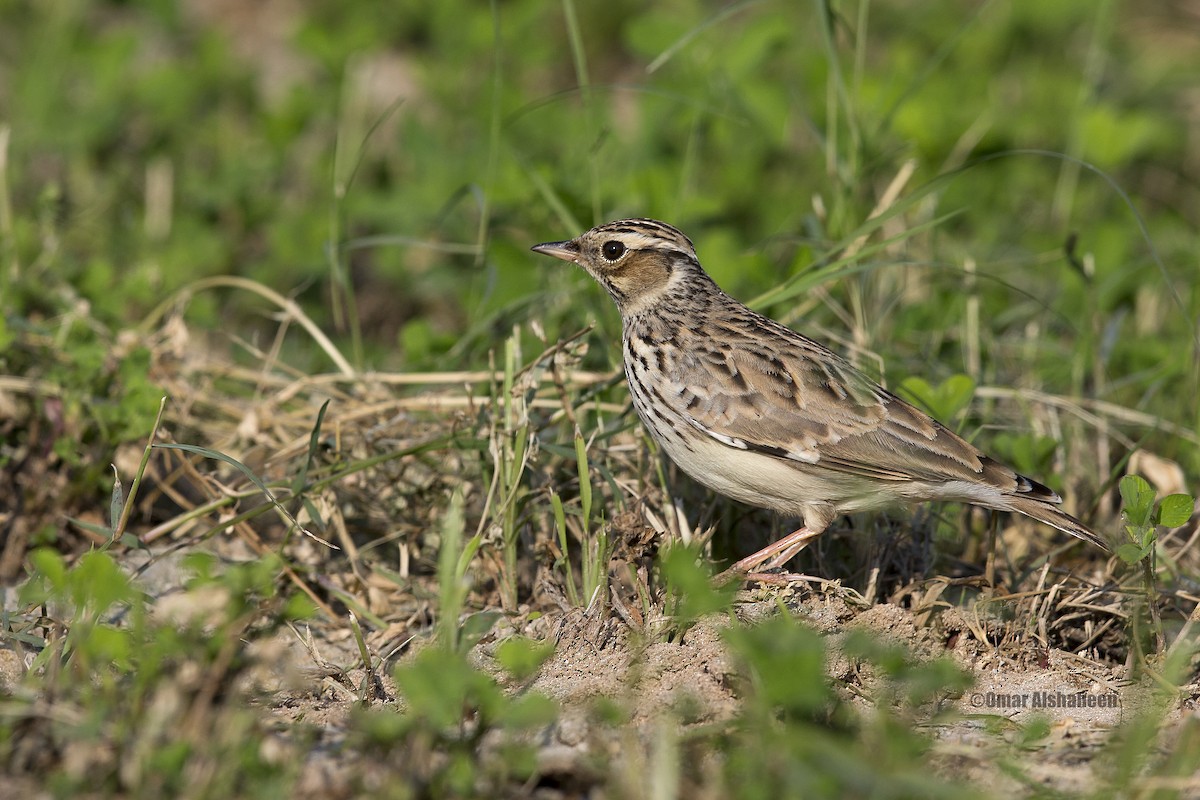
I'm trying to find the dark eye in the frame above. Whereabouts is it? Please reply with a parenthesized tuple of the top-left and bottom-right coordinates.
(601, 240, 626, 261)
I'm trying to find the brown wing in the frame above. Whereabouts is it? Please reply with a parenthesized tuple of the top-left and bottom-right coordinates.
(660, 312, 1033, 495)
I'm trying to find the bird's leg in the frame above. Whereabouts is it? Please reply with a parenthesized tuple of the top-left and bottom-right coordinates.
(717, 525, 822, 583)
(763, 528, 822, 569)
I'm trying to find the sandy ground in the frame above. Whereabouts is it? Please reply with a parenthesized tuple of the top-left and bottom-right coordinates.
(244, 579, 1188, 796)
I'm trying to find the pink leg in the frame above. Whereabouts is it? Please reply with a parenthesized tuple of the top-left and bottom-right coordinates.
(718, 525, 822, 582)
(763, 529, 821, 569)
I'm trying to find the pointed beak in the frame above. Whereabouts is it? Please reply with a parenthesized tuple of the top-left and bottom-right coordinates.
(531, 239, 580, 263)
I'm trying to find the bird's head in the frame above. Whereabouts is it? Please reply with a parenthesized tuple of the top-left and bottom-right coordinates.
(532, 218, 699, 315)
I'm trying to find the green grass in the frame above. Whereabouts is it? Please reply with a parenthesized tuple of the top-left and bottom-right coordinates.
(4, 0, 1196, 465)
(2, 0, 1199, 797)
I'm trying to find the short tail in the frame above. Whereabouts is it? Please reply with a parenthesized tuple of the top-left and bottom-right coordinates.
(1005, 496, 1110, 552)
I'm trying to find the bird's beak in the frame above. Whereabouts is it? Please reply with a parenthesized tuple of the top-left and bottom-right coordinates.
(531, 239, 580, 263)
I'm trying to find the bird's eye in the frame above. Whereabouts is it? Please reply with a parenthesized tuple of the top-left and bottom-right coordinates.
(601, 240, 626, 261)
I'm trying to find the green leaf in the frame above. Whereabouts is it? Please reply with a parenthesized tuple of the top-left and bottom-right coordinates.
(119, 533, 146, 550)
(899, 375, 975, 426)
(283, 593, 317, 621)
(574, 425, 592, 531)
(1115, 542, 1149, 565)
(723, 616, 830, 715)
(455, 533, 484, 581)
(458, 610, 502, 651)
(292, 399, 330, 497)
(83, 624, 134, 667)
(549, 490, 578, 606)
(437, 488, 469, 649)
(498, 692, 558, 729)
(67, 516, 115, 539)
(20, 548, 68, 605)
(109, 464, 124, 534)
(662, 545, 736, 626)
(938, 374, 977, 420)
(550, 491, 567, 544)
(393, 648, 476, 729)
(352, 707, 412, 745)
(1157, 494, 1195, 528)
(991, 432, 1059, 477)
(1119, 475, 1155, 528)
(74, 551, 135, 611)
(495, 636, 555, 681)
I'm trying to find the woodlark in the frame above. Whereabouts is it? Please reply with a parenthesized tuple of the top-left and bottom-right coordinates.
(532, 218, 1108, 576)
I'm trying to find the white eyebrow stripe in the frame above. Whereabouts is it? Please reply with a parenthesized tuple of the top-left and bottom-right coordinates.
(620, 232, 680, 250)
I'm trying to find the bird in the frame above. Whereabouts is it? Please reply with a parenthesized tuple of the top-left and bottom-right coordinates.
(531, 218, 1108, 578)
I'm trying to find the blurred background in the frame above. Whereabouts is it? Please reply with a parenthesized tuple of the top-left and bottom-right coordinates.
(2, 0, 1198, 502)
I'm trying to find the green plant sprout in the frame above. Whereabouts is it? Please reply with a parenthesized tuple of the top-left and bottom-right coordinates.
(897, 374, 976, 427)
(549, 423, 610, 608)
(1116, 473, 1195, 657)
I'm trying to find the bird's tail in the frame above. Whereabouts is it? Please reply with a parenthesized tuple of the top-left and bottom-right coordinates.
(1005, 496, 1110, 552)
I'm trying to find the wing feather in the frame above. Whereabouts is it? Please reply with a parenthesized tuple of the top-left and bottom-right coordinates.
(656, 311, 1025, 492)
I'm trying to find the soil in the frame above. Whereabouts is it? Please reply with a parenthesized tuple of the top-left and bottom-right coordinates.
(39, 545, 1174, 799)
(244, 590, 1182, 798)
